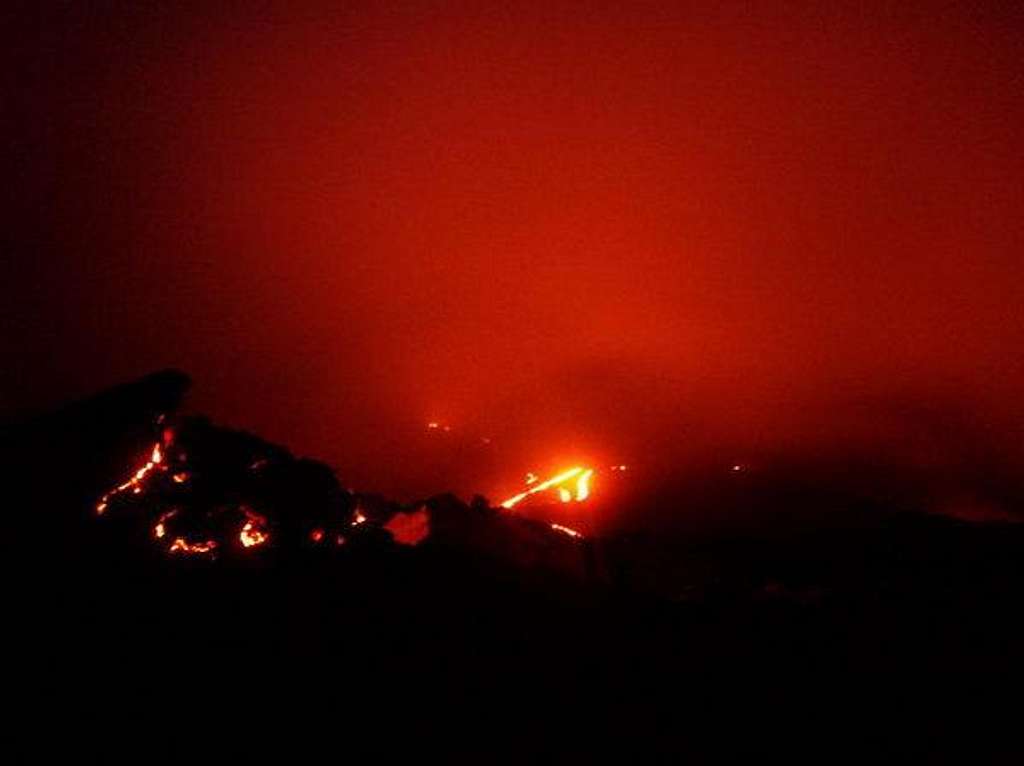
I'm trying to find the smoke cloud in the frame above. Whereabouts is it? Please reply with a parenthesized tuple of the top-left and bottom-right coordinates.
(3, 2, 1022, 515)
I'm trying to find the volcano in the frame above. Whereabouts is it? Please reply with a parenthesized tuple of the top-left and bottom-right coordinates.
(80, 377, 598, 582)
(5, 371, 1024, 755)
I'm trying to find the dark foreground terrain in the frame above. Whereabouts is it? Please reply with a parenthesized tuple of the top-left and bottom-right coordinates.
(4, 372, 1022, 757)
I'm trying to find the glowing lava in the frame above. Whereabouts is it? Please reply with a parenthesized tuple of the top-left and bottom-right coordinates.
(238, 507, 270, 548)
(153, 509, 179, 540)
(96, 442, 165, 515)
(96, 421, 596, 561)
(550, 523, 582, 539)
(500, 467, 595, 509)
(168, 538, 218, 556)
(575, 469, 594, 501)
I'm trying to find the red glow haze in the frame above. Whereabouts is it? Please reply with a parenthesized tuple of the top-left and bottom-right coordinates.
(2, 2, 1022, 502)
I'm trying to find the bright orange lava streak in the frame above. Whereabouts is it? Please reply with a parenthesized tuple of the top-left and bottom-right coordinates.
(168, 538, 218, 556)
(153, 509, 179, 540)
(575, 469, 594, 501)
(501, 466, 597, 508)
(500, 467, 586, 509)
(96, 442, 164, 514)
(550, 523, 583, 539)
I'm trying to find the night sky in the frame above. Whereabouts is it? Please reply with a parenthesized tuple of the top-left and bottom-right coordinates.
(3, 1, 1022, 504)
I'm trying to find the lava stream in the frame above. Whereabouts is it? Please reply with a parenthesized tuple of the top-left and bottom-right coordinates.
(500, 466, 594, 509)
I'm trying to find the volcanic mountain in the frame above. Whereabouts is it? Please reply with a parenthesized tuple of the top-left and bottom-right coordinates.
(4, 371, 1022, 755)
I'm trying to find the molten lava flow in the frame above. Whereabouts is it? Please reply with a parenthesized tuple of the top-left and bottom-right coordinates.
(500, 466, 595, 509)
(239, 507, 269, 548)
(239, 523, 267, 548)
(153, 509, 179, 540)
(94, 419, 596, 566)
(575, 469, 594, 501)
(500, 467, 586, 509)
(168, 538, 218, 556)
(96, 442, 166, 514)
(550, 523, 583, 539)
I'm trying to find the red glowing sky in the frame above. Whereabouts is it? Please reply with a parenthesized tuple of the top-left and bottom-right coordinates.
(3, 2, 1022, 500)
